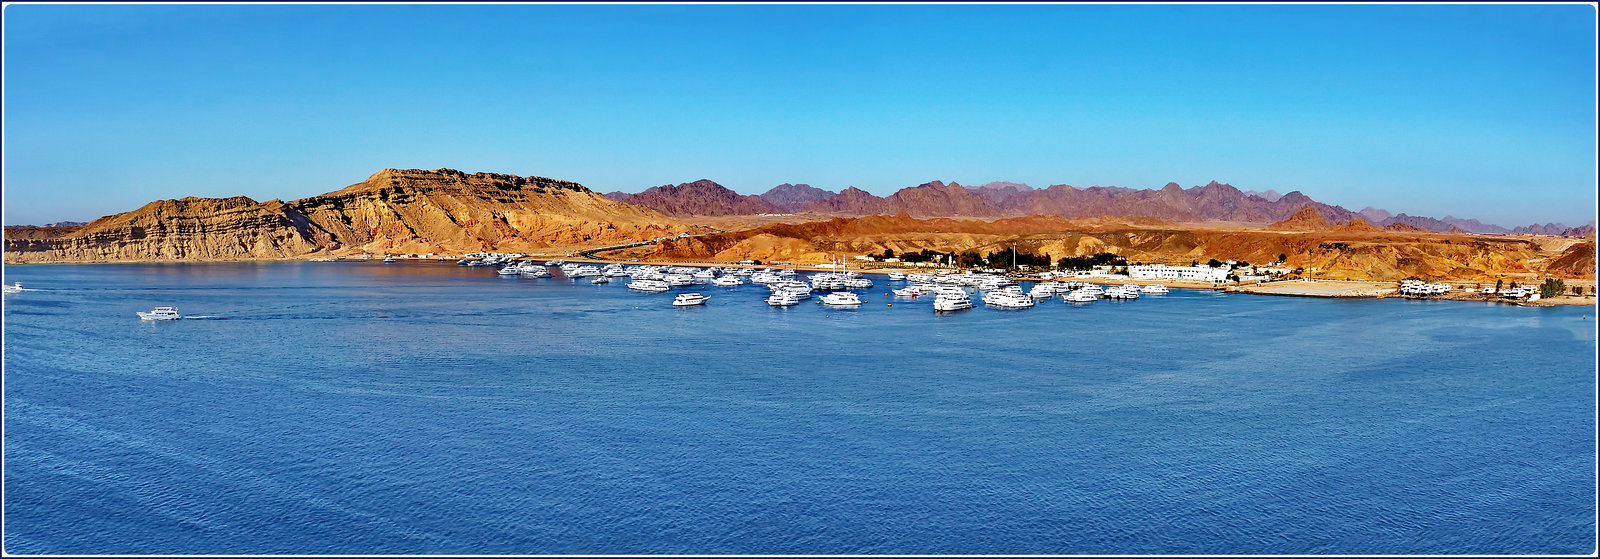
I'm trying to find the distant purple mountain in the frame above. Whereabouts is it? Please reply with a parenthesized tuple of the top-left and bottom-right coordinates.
(1242, 189, 1284, 202)
(1358, 206, 1392, 224)
(758, 183, 834, 212)
(965, 181, 1035, 204)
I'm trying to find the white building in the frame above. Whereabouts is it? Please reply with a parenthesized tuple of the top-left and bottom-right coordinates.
(1128, 264, 1231, 283)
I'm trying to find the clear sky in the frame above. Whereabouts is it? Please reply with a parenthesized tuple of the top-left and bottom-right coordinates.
(3, 3, 1596, 227)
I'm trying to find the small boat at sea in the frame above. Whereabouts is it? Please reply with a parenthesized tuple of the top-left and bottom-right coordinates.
(933, 291, 974, 312)
(591, 276, 610, 284)
(887, 272, 906, 281)
(820, 292, 863, 306)
(893, 285, 925, 297)
(498, 265, 522, 276)
(673, 293, 710, 306)
(137, 306, 181, 320)
(712, 276, 744, 287)
(3, 282, 23, 294)
(1141, 284, 1169, 294)
(383, 256, 396, 263)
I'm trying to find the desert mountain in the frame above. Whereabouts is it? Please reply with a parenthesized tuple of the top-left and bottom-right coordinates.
(1243, 189, 1284, 202)
(758, 183, 834, 212)
(630, 213, 1572, 281)
(5, 168, 689, 263)
(965, 181, 1035, 205)
(609, 179, 785, 216)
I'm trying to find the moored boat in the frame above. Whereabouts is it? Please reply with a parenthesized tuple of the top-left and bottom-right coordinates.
(672, 293, 710, 306)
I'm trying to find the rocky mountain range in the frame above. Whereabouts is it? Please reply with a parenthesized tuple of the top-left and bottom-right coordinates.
(603, 178, 1590, 237)
(757, 183, 834, 212)
(5, 169, 688, 263)
(604, 179, 784, 216)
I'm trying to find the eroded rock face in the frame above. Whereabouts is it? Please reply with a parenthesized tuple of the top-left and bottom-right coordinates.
(4, 168, 688, 263)
(4, 197, 326, 262)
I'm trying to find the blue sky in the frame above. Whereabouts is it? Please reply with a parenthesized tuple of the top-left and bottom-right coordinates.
(3, 3, 1595, 227)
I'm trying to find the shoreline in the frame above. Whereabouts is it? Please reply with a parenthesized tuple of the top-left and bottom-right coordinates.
(7, 255, 1594, 307)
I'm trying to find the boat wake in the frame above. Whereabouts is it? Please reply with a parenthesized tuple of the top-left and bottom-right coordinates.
(182, 315, 226, 320)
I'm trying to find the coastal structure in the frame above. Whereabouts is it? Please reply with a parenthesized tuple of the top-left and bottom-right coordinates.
(1128, 264, 1231, 283)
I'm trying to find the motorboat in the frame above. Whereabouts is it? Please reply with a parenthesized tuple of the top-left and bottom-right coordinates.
(664, 273, 696, 287)
(887, 272, 906, 281)
(712, 276, 744, 287)
(591, 276, 610, 284)
(673, 293, 710, 306)
(893, 285, 925, 297)
(383, 256, 396, 263)
(771, 286, 812, 300)
(820, 292, 863, 306)
(1063, 289, 1098, 303)
(1141, 284, 1169, 294)
(137, 306, 181, 320)
(2, 282, 23, 294)
(766, 292, 802, 306)
(498, 265, 522, 275)
(983, 289, 1035, 309)
(844, 277, 873, 289)
(627, 279, 671, 292)
(933, 291, 974, 312)
(1028, 283, 1062, 299)
(1103, 285, 1140, 300)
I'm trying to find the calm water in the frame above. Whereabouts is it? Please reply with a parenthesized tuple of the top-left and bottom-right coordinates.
(3, 262, 1595, 555)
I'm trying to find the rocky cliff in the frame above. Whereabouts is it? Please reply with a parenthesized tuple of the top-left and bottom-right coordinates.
(4, 168, 688, 263)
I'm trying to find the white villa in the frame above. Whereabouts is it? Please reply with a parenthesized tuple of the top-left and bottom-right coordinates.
(1128, 264, 1231, 283)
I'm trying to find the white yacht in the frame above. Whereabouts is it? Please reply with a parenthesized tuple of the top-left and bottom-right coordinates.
(627, 279, 671, 292)
(712, 276, 744, 287)
(1104, 285, 1140, 300)
(886, 272, 906, 281)
(693, 269, 716, 281)
(1028, 282, 1064, 299)
(771, 285, 813, 300)
(844, 277, 873, 289)
(382, 256, 396, 263)
(820, 292, 863, 306)
(498, 265, 522, 275)
(520, 265, 551, 278)
(672, 293, 709, 306)
(893, 285, 925, 297)
(766, 292, 802, 306)
(137, 306, 181, 320)
(664, 273, 696, 287)
(933, 291, 974, 312)
(591, 276, 610, 284)
(1141, 284, 1169, 294)
(1063, 289, 1098, 303)
(983, 289, 1035, 309)
(569, 265, 603, 278)
(2, 282, 23, 294)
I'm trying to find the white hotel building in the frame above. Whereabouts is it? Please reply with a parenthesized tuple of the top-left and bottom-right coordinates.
(1128, 264, 1231, 283)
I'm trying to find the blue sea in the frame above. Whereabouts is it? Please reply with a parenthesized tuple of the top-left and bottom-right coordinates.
(3, 261, 1595, 555)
